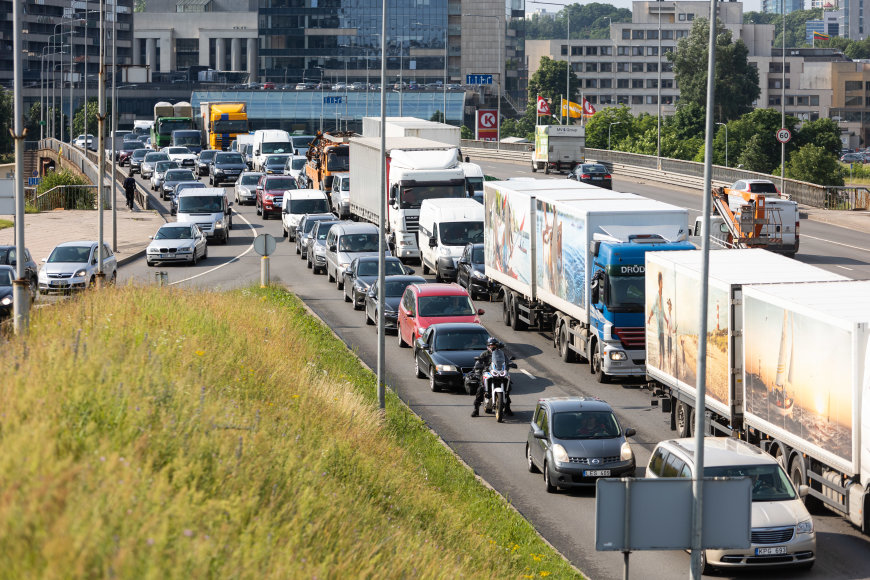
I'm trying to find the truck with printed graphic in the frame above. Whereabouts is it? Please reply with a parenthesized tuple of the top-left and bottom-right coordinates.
(531, 125, 585, 174)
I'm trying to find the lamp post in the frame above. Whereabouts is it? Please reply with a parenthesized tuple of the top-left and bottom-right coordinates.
(111, 0, 118, 250)
(715, 122, 728, 167)
(12, 0, 29, 333)
(464, 13, 503, 148)
(566, 13, 570, 125)
(95, 0, 106, 286)
(780, 3, 787, 196)
(608, 121, 621, 149)
(656, 0, 663, 170)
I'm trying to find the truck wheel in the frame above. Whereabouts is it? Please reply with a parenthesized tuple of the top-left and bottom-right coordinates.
(559, 323, 576, 363)
(503, 293, 513, 327)
(591, 346, 609, 384)
(676, 401, 692, 438)
(511, 298, 527, 331)
(790, 459, 823, 512)
(531, 162, 537, 173)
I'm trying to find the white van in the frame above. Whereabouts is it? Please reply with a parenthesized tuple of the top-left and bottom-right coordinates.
(175, 187, 233, 244)
(252, 129, 292, 172)
(647, 437, 815, 573)
(330, 172, 351, 218)
(281, 188, 330, 240)
(417, 198, 484, 281)
(459, 161, 484, 202)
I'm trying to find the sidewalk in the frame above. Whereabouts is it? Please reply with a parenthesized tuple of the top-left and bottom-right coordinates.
(799, 205, 870, 233)
(0, 187, 165, 265)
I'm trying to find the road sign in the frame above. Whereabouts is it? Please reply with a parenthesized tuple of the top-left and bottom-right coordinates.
(479, 111, 497, 129)
(476, 109, 498, 141)
(324, 96, 343, 105)
(27, 177, 41, 186)
(253, 233, 276, 256)
(466, 74, 493, 85)
(776, 128, 792, 143)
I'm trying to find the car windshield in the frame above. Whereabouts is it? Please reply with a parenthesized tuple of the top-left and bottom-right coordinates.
(200, 151, 218, 162)
(417, 295, 475, 317)
(145, 153, 169, 162)
(607, 275, 645, 312)
(339, 177, 350, 191)
(240, 174, 262, 185)
(316, 223, 338, 240)
(48, 245, 91, 263)
(471, 246, 484, 264)
(123, 142, 144, 151)
(155, 226, 193, 240)
(290, 198, 328, 214)
(292, 136, 311, 148)
(466, 176, 484, 194)
(302, 217, 327, 234)
(0, 269, 12, 285)
(290, 158, 306, 170)
(399, 183, 466, 210)
(552, 411, 621, 440)
(266, 177, 297, 191)
(338, 233, 380, 252)
(439, 221, 484, 246)
(158, 119, 191, 135)
(266, 155, 289, 166)
(384, 279, 415, 297)
(176, 183, 205, 193)
(216, 153, 244, 164)
(434, 328, 490, 351)
(173, 134, 200, 146)
(213, 119, 248, 133)
(357, 260, 404, 277)
(155, 161, 176, 172)
(704, 464, 797, 502)
(178, 196, 223, 213)
(262, 142, 291, 154)
(131, 150, 148, 160)
(326, 149, 350, 171)
(166, 170, 195, 181)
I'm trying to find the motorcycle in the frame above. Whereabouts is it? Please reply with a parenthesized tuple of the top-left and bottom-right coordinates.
(464, 347, 517, 423)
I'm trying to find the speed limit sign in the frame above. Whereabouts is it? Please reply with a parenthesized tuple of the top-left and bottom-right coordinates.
(776, 128, 792, 143)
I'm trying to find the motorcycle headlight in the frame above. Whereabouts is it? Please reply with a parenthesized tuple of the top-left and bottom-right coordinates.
(796, 519, 814, 535)
(435, 364, 457, 373)
(620, 442, 633, 461)
(551, 444, 569, 464)
(74, 269, 88, 278)
(609, 350, 627, 361)
(1, 296, 12, 306)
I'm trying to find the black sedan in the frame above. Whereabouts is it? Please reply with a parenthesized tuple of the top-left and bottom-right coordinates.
(364, 275, 426, 329)
(567, 163, 612, 189)
(197, 150, 219, 176)
(0, 245, 38, 299)
(128, 148, 148, 175)
(0, 265, 18, 318)
(456, 242, 499, 300)
(343, 256, 413, 310)
(413, 323, 491, 392)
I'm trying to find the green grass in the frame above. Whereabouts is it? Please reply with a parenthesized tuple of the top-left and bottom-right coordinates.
(0, 218, 12, 230)
(0, 285, 582, 579)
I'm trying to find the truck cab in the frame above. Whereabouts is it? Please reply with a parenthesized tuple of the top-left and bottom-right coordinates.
(588, 237, 695, 382)
(304, 133, 351, 191)
(171, 129, 202, 153)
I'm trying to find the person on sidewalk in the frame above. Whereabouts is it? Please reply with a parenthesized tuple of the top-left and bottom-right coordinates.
(123, 175, 136, 210)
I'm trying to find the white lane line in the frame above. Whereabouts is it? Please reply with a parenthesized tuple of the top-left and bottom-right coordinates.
(836, 265, 854, 271)
(519, 368, 536, 380)
(169, 211, 256, 286)
(800, 234, 870, 254)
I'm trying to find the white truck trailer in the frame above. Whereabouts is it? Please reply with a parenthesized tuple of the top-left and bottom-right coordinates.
(484, 179, 693, 382)
(531, 125, 585, 174)
(361, 116, 461, 146)
(348, 136, 467, 261)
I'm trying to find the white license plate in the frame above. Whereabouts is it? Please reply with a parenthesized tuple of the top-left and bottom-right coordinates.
(756, 546, 787, 556)
(160, 254, 175, 259)
(51, 280, 68, 287)
(584, 469, 611, 477)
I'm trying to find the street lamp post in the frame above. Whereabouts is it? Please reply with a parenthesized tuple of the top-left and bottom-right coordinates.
(608, 121, 621, 149)
(95, 0, 106, 286)
(565, 13, 570, 126)
(656, 0, 663, 170)
(715, 122, 728, 167)
(111, 0, 118, 250)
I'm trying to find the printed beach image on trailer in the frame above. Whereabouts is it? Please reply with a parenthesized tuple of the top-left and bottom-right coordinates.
(744, 297, 853, 463)
(484, 186, 531, 285)
(645, 260, 730, 409)
(535, 199, 586, 309)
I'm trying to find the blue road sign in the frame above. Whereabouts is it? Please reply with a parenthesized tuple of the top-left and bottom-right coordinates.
(466, 74, 493, 85)
(324, 96, 343, 104)
(28, 177, 41, 186)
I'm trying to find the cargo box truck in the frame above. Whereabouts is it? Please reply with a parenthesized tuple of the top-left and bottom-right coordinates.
(531, 125, 585, 174)
(349, 136, 467, 261)
(484, 178, 694, 383)
(361, 116, 461, 146)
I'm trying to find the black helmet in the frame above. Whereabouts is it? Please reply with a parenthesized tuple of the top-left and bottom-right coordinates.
(487, 337, 499, 348)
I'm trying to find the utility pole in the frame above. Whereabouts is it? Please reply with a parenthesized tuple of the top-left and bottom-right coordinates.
(565, 14, 570, 126)
(377, 0, 387, 410)
(95, 0, 106, 286)
(12, 0, 30, 333)
(111, 0, 118, 250)
(656, 0, 663, 170)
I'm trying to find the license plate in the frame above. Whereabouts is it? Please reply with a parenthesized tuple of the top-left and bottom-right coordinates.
(584, 469, 611, 477)
(755, 546, 787, 556)
(160, 254, 175, 259)
(51, 280, 68, 287)
(592, 177, 602, 180)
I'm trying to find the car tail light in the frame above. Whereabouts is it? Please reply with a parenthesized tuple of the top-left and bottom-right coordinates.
(604, 174, 612, 179)
(581, 174, 591, 179)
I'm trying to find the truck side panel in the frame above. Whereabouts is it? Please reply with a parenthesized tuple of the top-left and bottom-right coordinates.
(348, 141, 383, 224)
(483, 183, 535, 298)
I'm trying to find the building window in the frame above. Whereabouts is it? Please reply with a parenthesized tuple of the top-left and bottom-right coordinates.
(586, 46, 598, 56)
(786, 96, 794, 106)
(600, 94, 614, 104)
(769, 96, 781, 106)
(769, 62, 791, 73)
(601, 46, 613, 56)
(646, 95, 658, 104)
(662, 30, 674, 39)
(622, 29, 631, 40)
(647, 46, 658, 56)
(586, 78, 597, 88)
(617, 62, 630, 72)
(572, 46, 582, 56)
(865, 81, 870, 90)
(632, 30, 644, 39)
(845, 80, 863, 91)
(632, 46, 644, 56)
(617, 94, 630, 104)
(648, 30, 659, 40)
(676, 30, 689, 39)
(632, 95, 643, 104)
(810, 95, 819, 105)
(796, 96, 810, 106)
(618, 46, 630, 56)
(647, 63, 658, 72)
(586, 62, 598, 72)
(662, 62, 673, 72)
(662, 79, 674, 88)
(600, 62, 612, 72)
(632, 62, 644, 73)
(600, 78, 612, 88)
(177, 0, 212, 13)
(647, 79, 658, 88)
(632, 79, 644, 88)
(617, 79, 630, 88)
(845, 95, 862, 106)
(768, 78, 790, 89)
(561, 45, 568, 56)
(587, 95, 597, 104)
(662, 95, 674, 104)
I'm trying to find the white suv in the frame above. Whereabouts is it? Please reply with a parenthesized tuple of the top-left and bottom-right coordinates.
(646, 437, 815, 573)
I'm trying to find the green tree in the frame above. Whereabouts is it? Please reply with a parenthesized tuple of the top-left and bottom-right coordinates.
(786, 143, 844, 185)
(845, 38, 870, 59)
(713, 108, 796, 173)
(0, 89, 13, 154)
(527, 56, 580, 116)
(796, 117, 841, 158)
(429, 111, 445, 123)
(26, 102, 42, 138)
(669, 18, 760, 122)
(585, 105, 634, 149)
(72, 98, 111, 140)
(460, 125, 473, 140)
(736, 134, 770, 172)
(523, 3, 631, 40)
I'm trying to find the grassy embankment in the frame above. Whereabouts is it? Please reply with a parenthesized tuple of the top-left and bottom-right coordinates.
(0, 285, 582, 579)
(0, 218, 12, 230)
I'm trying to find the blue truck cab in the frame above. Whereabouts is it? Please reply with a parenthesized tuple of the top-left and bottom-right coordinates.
(588, 236, 695, 382)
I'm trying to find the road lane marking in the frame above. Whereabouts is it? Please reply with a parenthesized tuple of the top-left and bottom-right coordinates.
(836, 265, 854, 271)
(169, 211, 255, 286)
(800, 234, 870, 254)
(519, 368, 536, 380)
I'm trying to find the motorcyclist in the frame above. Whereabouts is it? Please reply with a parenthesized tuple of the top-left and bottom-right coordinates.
(471, 337, 513, 417)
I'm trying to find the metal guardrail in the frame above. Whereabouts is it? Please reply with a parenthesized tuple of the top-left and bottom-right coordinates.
(33, 184, 98, 212)
(460, 139, 860, 210)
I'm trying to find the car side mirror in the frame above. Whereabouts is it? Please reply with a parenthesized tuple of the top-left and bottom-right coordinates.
(343, 267, 352, 277)
(532, 426, 546, 439)
(798, 484, 810, 498)
(624, 427, 637, 438)
(590, 283, 599, 305)
(414, 338, 425, 349)
(428, 236, 437, 248)
(328, 244, 336, 252)
(404, 267, 415, 275)
(148, 235, 154, 240)
(41, 257, 47, 263)
(477, 308, 485, 316)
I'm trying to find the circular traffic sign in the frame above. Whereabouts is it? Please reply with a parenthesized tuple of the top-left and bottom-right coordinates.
(776, 128, 792, 144)
(479, 112, 496, 129)
(253, 233, 276, 256)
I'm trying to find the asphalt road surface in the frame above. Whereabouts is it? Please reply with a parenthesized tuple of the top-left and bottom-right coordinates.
(118, 162, 870, 580)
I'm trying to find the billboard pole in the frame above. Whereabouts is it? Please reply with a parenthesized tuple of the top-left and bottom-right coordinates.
(377, 0, 387, 412)
(691, 1, 718, 578)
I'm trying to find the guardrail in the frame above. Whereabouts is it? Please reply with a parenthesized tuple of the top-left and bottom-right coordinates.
(460, 139, 858, 210)
(33, 184, 99, 212)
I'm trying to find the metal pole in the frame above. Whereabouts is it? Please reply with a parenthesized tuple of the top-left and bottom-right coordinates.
(443, 28, 447, 122)
(565, 14, 569, 126)
(377, 0, 387, 410)
(96, 0, 106, 285)
(111, 0, 118, 250)
(84, 15, 88, 147)
(399, 49, 403, 116)
(781, 6, 786, 195)
(657, 0, 662, 170)
(40, 49, 45, 140)
(12, 0, 30, 334)
(691, 1, 718, 577)
(320, 68, 324, 132)
(70, 21, 75, 145)
(51, 34, 56, 139)
(497, 16, 501, 149)
(59, 31, 64, 144)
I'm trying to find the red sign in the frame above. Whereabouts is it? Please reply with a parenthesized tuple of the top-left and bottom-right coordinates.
(536, 96, 550, 115)
(583, 98, 597, 117)
(476, 109, 498, 141)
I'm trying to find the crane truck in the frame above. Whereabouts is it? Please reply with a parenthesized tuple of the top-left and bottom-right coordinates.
(304, 131, 352, 192)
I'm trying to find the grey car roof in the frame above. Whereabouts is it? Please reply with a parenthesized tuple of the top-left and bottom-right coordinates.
(327, 221, 373, 235)
(540, 396, 612, 413)
(656, 437, 772, 468)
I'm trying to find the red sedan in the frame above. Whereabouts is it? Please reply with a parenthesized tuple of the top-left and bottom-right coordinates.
(397, 283, 483, 348)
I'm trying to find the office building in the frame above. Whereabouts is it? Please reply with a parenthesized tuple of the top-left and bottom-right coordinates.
(761, 0, 806, 15)
(806, 10, 842, 43)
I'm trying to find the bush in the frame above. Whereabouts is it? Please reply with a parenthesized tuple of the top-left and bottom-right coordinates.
(34, 169, 94, 210)
(786, 144, 845, 186)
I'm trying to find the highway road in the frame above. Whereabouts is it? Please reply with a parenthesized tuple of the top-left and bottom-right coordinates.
(118, 161, 870, 579)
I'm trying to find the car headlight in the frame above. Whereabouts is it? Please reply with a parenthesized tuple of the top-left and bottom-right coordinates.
(551, 444, 569, 464)
(439, 246, 452, 256)
(74, 269, 88, 278)
(215, 168, 224, 174)
(264, 194, 274, 200)
(620, 442, 633, 461)
(215, 222, 224, 229)
(163, 184, 173, 191)
(177, 248, 193, 254)
(339, 263, 349, 270)
(796, 519, 814, 534)
(609, 350, 627, 361)
(1, 296, 12, 306)
(434, 364, 458, 373)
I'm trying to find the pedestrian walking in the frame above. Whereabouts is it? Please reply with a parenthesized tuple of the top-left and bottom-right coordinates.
(123, 175, 136, 210)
